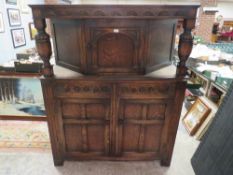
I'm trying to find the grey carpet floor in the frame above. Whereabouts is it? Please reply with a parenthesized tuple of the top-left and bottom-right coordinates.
(0, 120, 199, 175)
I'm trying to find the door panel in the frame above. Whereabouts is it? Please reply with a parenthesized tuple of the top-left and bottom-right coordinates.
(122, 124, 141, 152)
(64, 125, 83, 152)
(87, 125, 106, 152)
(117, 99, 166, 157)
(59, 99, 110, 156)
(144, 125, 163, 152)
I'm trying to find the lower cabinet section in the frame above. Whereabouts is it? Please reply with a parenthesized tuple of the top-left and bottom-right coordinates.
(41, 79, 185, 166)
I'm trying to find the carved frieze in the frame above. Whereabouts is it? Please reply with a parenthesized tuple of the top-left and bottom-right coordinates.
(120, 85, 172, 95)
(55, 84, 111, 94)
(30, 5, 199, 19)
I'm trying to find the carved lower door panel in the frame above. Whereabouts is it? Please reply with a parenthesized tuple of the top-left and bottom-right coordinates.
(57, 98, 111, 159)
(116, 99, 170, 160)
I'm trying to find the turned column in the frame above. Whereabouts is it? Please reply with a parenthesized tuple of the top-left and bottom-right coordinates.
(34, 18, 53, 77)
(177, 19, 195, 78)
(160, 19, 196, 167)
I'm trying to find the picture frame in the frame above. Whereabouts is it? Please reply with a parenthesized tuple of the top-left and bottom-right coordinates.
(61, 0, 72, 4)
(182, 98, 211, 136)
(18, 0, 30, 14)
(11, 28, 26, 48)
(7, 8, 21, 27)
(0, 12, 4, 33)
(6, 0, 17, 5)
(28, 22, 37, 40)
(190, 70, 210, 96)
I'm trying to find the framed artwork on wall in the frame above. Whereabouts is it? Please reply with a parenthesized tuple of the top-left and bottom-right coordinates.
(7, 8, 21, 27)
(11, 28, 26, 48)
(0, 12, 4, 33)
(60, 0, 72, 4)
(182, 98, 211, 136)
(0, 78, 45, 117)
(18, 0, 30, 14)
(6, 0, 17, 5)
(29, 22, 37, 40)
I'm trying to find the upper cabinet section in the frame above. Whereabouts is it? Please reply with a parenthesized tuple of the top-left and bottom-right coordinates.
(30, 5, 199, 76)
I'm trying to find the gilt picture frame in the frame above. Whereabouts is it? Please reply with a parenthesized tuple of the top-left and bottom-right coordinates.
(29, 22, 37, 40)
(182, 98, 211, 136)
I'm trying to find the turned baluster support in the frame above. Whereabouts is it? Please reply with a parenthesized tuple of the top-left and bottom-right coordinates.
(177, 19, 195, 78)
(34, 18, 53, 77)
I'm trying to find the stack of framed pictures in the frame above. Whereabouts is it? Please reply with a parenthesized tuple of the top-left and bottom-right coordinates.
(3, 1, 28, 48)
(7, 8, 26, 48)
(182, 98, 211, 136)
(2, 0, 37, 48)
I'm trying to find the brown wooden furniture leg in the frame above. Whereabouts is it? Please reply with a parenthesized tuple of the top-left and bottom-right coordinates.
(160, 82, 186, 166)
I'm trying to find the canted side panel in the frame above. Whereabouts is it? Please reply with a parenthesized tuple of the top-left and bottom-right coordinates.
(146, 19, 177, 73)
(52, 20, 82, 72)
(60, 99, 110, 156)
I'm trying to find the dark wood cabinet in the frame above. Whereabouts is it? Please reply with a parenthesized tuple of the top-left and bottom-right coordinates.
(31, 4, 199, 166)
(42, 79, 183, 163)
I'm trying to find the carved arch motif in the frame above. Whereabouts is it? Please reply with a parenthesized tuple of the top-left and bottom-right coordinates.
(96, 33, 135, 67)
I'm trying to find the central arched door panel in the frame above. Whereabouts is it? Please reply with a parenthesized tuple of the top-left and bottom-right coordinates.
(85, 20, 145, 75)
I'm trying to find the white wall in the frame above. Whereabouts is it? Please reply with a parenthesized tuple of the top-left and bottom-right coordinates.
(0, 0, 44, 64)
(216, 2, 233, 20)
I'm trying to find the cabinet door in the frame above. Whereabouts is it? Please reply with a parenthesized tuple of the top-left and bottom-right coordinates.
(58, 99, 111, 159)
(115, 82, 175, 160)
(85, 20, 145, 75)
(116, 99, 168, 159)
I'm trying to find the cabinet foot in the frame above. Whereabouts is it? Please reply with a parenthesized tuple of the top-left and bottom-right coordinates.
(160, 159, 171, 167)
(54, 159, 64, 166)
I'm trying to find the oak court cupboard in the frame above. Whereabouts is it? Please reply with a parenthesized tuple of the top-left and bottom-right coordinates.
(29, 4, 199, 166)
